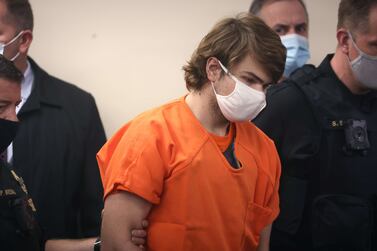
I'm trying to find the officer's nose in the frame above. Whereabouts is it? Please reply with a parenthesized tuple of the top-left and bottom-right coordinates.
(6, 107, 18, 122)
(286, 28, 297, 36)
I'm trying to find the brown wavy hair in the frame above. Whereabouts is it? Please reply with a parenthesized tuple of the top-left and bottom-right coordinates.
(183, 13, 286, 91)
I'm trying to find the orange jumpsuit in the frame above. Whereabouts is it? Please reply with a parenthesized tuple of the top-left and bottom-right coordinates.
(97, 96, 281, 250)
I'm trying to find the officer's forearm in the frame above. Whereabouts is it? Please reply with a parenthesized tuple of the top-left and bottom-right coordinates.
(45, 237, 97, 251)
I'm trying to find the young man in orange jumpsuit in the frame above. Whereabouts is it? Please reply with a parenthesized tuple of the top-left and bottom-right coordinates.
(98, 13, 286, 251)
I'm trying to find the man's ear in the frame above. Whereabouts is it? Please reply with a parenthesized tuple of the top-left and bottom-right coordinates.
(206, 57, 222, 83)
(18, 30, 33, 55)
(337, 28, 351, 55)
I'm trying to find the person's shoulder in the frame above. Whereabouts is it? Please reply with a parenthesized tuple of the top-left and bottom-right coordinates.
(101, 98, 202, 167)
(130, 98, 205, 142)
(289, 64, 317, 82)
(45, 74, 93, 101)
(131, 98, 184, 126)
(264, 64, 319, 108)
(30, 58, 94, 102)
(263, 81, 305, 115)
(267, 80, 298, 98)
(112, 98, 187, 142)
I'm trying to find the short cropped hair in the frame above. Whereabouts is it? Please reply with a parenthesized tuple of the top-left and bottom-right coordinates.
(183, 13, 286, 91)
(0, 55, 23, 84)
(1, 0, 34, 31)
(249, 0, 308, 19)
(337, 0, 377, 34)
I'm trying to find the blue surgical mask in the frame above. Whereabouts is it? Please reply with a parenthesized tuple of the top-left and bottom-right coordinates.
(281, 34, 310, 77)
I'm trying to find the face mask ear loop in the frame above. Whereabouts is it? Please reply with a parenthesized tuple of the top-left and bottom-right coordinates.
(346, 32, 358, 66)
(213, 60, 238, 97)
(211, 59, 227, 93)
(217, 60, 240, 84)
(4, 31, 24, 47)
(1, 31, 24, 59)
(211, 81, 219, 95)
(218, 60, 228, 74)
(210, 60, 226, 95)
(10, 52, 20, 61)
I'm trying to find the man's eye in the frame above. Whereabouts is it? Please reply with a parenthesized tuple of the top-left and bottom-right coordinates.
(295, 25, 307, 35)
(274, 27, 287, 36)
(297, 27, 305, 32)
(244, 77, 258, 85)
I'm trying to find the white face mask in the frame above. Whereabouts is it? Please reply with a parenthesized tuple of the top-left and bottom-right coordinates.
(349, 32, 377, 90)
(212, 61, 266, 122)
(281, 34, 310, 77)
(0, 31, 23, 61)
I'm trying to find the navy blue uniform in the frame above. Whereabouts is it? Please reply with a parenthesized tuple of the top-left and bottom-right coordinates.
(254, 54, 377, 251)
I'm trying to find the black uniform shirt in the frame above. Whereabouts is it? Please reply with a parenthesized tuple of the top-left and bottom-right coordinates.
(254, 54, 377, 250)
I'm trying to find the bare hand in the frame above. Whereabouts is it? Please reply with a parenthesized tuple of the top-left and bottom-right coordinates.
(131, 220, 149, 248)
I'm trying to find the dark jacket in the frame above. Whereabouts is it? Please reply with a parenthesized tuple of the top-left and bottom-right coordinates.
(12, 58, 106, 239)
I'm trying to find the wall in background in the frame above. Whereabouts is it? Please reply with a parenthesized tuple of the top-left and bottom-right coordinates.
(29, 0, 340, 136)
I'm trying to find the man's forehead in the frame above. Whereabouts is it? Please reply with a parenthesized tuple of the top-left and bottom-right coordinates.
(259, 0, 308, 24)
(0, 79, 21, 93)
(234, 54, 272, 84)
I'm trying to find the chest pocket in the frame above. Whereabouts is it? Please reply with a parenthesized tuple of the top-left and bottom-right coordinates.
(318, 117, 377, 195)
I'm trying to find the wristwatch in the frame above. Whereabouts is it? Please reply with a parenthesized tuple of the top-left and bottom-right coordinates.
(93, 237, 101, 251)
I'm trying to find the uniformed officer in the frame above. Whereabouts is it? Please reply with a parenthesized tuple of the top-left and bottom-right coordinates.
(254, 0, 377, 250)
(0, 54, 43, 251)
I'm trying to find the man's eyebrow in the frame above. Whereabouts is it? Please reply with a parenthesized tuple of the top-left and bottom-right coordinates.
(242, 71, 269, 84)
(272, 23, 289, 29)
(295, 22, 308, 28)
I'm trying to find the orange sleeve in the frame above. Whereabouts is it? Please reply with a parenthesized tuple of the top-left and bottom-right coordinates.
(97, 119, 170, 205)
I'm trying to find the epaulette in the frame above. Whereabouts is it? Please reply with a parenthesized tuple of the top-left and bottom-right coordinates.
(266, 65, 319, 98)
(289, 64, 318, 87)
